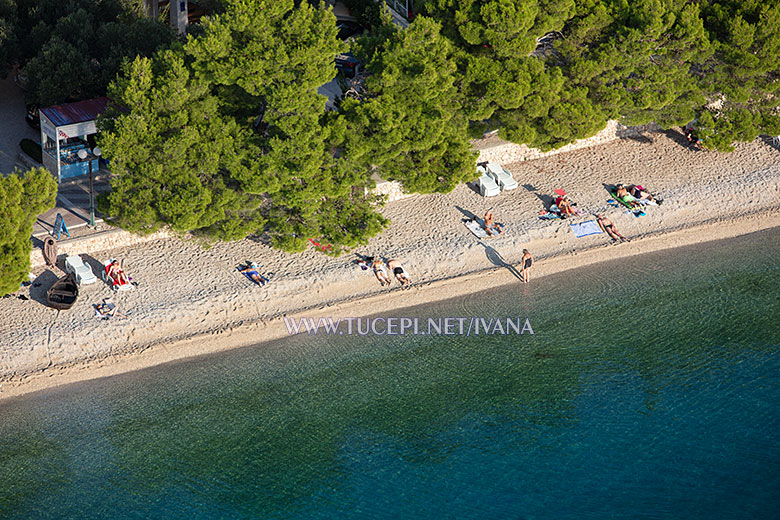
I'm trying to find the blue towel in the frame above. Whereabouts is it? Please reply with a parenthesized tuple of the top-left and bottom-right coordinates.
(570, 220, 602, 238)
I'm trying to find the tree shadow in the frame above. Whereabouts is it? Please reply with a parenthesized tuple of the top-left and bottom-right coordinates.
(665, 128, 693, 149)
(478, 242, 522, 281)
(622, 133, 654, 144)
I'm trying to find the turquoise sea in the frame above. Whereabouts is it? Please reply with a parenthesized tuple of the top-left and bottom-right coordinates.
(1, 228, 779, 519)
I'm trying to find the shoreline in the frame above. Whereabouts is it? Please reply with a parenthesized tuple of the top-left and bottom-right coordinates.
(3, 132, 780, 401)
(2, 210, 780, 401)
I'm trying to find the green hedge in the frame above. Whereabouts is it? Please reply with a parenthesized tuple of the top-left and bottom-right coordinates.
(19, 139, 42, 163)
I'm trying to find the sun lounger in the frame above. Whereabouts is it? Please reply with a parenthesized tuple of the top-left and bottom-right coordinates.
(64, 254, 97, 285)
(476, 166, 500, 197)
(486, 163, 518, 191)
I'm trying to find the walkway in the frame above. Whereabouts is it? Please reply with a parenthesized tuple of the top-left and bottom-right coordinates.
(0, 74, 40, 175)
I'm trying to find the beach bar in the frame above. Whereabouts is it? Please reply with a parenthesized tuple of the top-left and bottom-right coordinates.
(39, 97, 109, 182)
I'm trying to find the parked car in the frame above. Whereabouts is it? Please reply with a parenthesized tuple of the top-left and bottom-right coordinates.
(25, 104, 40, 130)
(337, 20, 365, 40)
(335, 52, 361, 78)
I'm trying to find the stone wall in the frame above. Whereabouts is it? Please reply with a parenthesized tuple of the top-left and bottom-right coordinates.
(372, 120, 660, 201)
(31, 228, 171, 268)
(475, 120, 660, 165)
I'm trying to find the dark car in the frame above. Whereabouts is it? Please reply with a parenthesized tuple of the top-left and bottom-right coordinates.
(337, 20, 365, 40)
(335, 52, 361, 78)
(25, 104, 40, 130)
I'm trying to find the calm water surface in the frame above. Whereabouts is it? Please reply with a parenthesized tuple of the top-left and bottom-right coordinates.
(1, 229, 779, 519)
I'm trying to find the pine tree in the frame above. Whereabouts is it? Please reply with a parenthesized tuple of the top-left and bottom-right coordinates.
(0, 168, 57, 297)
(98, 50, 262, 240)
(343, 15, 477, 193)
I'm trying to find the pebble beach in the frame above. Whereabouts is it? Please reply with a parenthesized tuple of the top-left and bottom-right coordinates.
(1, 129, 779, 399)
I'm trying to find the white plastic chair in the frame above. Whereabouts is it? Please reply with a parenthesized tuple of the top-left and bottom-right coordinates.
(476, 166, 500, 197)
(64, 254, 97, 285)
(486, 163, 519, 191)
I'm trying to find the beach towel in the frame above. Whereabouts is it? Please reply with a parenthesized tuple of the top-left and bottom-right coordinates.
(570, 220, 603, 238)
(464, 219, 503, 238)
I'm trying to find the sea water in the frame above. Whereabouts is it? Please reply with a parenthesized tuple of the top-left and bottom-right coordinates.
(0, 229, 779, 519)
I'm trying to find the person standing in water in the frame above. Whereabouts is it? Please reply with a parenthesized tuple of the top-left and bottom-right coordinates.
(519, 249, 533, 283)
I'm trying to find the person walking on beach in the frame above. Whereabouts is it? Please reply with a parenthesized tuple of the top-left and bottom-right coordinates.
(596, 214, 629, 243)
(519, 249, 533, 283)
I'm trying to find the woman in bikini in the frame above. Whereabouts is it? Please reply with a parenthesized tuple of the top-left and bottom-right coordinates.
(108, 260, 129, 285)
(519, 249, 533, 283)
(596, 214, 629, 242)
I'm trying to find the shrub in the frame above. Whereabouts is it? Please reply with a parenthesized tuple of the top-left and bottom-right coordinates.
(19, 139, 42, 163)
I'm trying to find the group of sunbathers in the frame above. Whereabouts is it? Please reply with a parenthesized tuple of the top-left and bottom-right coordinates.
(370, 258, 412, 286)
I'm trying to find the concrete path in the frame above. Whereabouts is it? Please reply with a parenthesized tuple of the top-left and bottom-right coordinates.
(0, 73, 40, 175)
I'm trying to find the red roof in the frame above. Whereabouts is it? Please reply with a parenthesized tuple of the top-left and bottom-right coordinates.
(40, 97, 110, 127)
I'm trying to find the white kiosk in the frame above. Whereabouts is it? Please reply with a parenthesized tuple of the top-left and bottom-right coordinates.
(39, 97, 109, 183)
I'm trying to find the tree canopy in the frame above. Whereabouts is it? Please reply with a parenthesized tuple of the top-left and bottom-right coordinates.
(416, 0, 780, 151)
(99, 0, 388, 253)
(0, 168, 57, 297)
(342, 16, 477, 193)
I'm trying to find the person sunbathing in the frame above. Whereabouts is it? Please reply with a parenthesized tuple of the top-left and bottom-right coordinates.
(484, 211, 504, 236)
(596, 214, 629, 242)
(239, 263, 269, 286)
(94, 299, 126, 319)
(630, 184, 661, 204)
(555, 195, 576, 217)
(107, 260, 130, 284)
(372, 258, 391, 286)
(614, 184, 642, 208)
(387, 259, 412, 285)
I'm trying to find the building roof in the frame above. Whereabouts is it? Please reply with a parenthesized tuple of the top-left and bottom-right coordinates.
(39, 97, 110, 127)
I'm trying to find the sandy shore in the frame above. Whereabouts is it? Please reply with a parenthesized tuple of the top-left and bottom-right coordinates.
(2, 129, 780, 400)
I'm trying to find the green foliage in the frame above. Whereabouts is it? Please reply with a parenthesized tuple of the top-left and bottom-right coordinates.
(99, 0, 388, 254)
(98, 51, 260, 240)
(0, 0, 17, 77)
(19, 138, 41, 163)
(20, 7, 173, 105)
(341, 0, 382, 28)
(343, 16, 478, 193)
(0, 167, 57, 297)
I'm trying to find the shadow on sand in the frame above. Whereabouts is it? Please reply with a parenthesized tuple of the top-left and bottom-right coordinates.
(477, 242, 522, 281)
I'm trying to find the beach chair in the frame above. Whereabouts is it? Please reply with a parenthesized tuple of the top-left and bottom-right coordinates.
(102, 259, 134, 291)
(64, 254, 97, 285)
(475, 166, 500, 197)
(486, 163, 518, 191)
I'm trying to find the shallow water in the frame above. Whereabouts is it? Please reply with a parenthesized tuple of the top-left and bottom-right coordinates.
(1, 229, 779, 519)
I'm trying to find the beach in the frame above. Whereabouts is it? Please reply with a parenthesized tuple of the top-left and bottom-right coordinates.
(2, 129, 779, 399)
